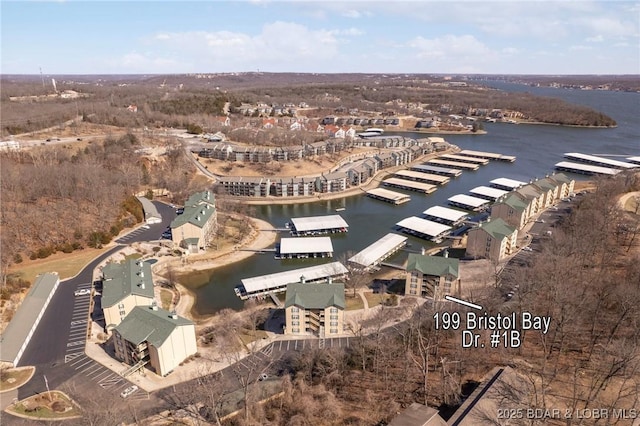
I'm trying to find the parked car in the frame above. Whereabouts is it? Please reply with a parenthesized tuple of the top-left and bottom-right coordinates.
(522, 247, 533, 252)
(258, 373, 268, 381)
(175, 208, 184, 215)
(74, 289, 91, 296)
(120, 385, 139, 398)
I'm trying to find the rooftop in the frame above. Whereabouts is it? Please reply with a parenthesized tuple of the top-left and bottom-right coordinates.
(241, 262, 349, 294)
(284, 282, 346, 310)
(102, 259, 155, 308)
(490, 177, 527, 190)
(348, 233, 408, 268)
(406, 253, 459, 278)
(423, 206, 468, 223)
(279, 237, 333, 255)
(290, 215, 348, 232)
(469, 186, 509, 200)
(474, 218, 516, 240)
(448, 194, 490, 209)
(114, 305, 193, 348)
(396, 216, 452, 238)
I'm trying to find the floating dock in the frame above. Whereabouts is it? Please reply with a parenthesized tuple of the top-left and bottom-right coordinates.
(396, 217, 452, 242)
(348, 233, 408, 270)
(408, 166, 452, 183)
(448, 194, 490, 211)
(278, 237, 334, 259)
(422, 206, 469, 226)
(439, 154, 489, 165)
(366, 188, 411, 205)
(412, 164, 463, 177)
(564, 153, 638, 169)
(395, 170, 449, 185)
(428, 159, 480, 171)
(289, 215, 349, 236)
(555, 161, 621, 176)
(490, 177, 527, 191)
(235, 261, 349, 299)
(627, 156, 640, 166)
(469, 186, 509, 201)
(458, 149, 516, 162)
(382, 178, 437, 194)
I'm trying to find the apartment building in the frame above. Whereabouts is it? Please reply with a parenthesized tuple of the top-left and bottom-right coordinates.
(171, 190, 217, 253)
(404, 254, 460, 300)
(284, 282, 346, 337)
(466, 218, 518, 262)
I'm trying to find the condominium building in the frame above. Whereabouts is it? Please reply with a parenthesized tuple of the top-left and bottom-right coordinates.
(284, 282, 345, 337)
(404, 254, 460, 300)
(466, 218, 518, 262)
(171, 190, 217, 253)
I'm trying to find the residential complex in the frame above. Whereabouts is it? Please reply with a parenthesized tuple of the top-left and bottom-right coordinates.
(466, 218, 518, 262)
(102, 259, 155, 331)
(170, 190, 217, 253)
(284, 282, 346, 337)
(113, 305, 197, 377)
(404, 254, 460, 300)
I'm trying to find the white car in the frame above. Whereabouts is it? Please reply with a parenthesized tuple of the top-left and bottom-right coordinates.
(120, 385, 138, 398)
(74, 289, 91, 296)
(522, 247, 533, 252)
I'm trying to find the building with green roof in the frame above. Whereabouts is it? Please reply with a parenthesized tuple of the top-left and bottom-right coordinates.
(549, 173, 575, 199)
(171, 190, 217, 254)
(113, 305, 196, 377)
(284, 282, 345, 337)
(466, 218, 518, 262)
(101, 259, 155, 331)
(490, 193, 531, 229)
(404, 254, 460, 300)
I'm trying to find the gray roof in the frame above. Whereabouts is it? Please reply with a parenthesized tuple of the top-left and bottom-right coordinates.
(0, 272, 60, 365)
(285, 282, 346, 310)
(406, 254, 459, 278)
(389, 403, 447, 426)
(475, 218, 516, 241)
(102, 259, 155, 308)
(114, 305, 193, 347)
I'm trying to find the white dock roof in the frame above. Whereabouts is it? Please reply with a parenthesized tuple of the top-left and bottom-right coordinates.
(280, 237, 333, 255)
(627, 156, 640, 165)
(367, 187, 411, 202)
(490, 177, 527, 190)
(448, 194, 490, 209)
(396, 216, 452, 238)
(383, 178, 437, 193)
(469, 186, 509, 200)
(290, 215, 349, 232)
(348, 233, 408, 268)
(423, 206, 468, 223)
(241, 262, 349, 294)
(564, 153, 638, 169)
(555, 161, 621, 176)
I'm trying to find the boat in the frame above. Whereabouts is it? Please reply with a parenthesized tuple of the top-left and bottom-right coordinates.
(335, 207, 346, 212)
(365, 128, 384, 134)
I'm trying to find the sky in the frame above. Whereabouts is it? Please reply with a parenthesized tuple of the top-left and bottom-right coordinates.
(1, 1, 639, 75)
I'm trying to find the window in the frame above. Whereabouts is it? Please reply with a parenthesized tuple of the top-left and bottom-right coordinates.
(292, 328, 299, 333)
(410, 290, 417, 295)
(292, 307, 299, 313)
(330, 321, 338, 326)
(330, 307, 338, 314)
(410, 283, 417, 289)
(292, 321, 299, 326)
(330, 329, 338, 334)
(291, 315, 299, 320)
(330, 315, 338, 320)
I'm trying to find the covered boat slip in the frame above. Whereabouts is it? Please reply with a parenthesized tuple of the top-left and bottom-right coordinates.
(382, 178, 437, 194)
(422, 205, 468, 226)
(428, 158, 480, 170)
(396, 216, 452, 242)
(448, 194, 490, 211)
(289, 214, 349, 235)
(395, 169, 450, 185)
(627, 156, 640, 165)
(439, 154, 489, 165)
(236, 261, 349, 299)
(406, 166, 451, 184)
(278, 237, 334, 259)
(366, 187, 411, 205)
(411, 164, 462, 177)
(490, 177, 527, 191)
(348, 233, 408, 270)
(469, 185, 509, 201)
(458, 149, 516, 162)
(555, 161, 621, 176)
(564, 152, 638, 169)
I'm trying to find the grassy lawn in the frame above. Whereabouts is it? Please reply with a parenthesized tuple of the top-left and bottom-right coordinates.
(238, 329, 269, 347)
(345, 295, 364, 311)
(124, 252, 142, 261)
(0, 367, 35, 392)
(6, 391, 81, 420)
(8, 247, 108, 284)
(364, 292, 385, 308)
(624, 196, 639, 214)
(159, 288, 174, 310)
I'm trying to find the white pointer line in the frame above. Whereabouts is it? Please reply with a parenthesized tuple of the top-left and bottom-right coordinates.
(444, 295, 483, 310)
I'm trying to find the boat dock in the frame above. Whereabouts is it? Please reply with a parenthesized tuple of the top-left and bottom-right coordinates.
(490, 177, 527, 191)
(627, 156, 640, 166)
(408, 166, 452, 183)
(458, 149, 516, 163)
(428, 159, 480, 171)
(394, 170, 450, 185)
(348, 233, 408, 271)
(439, 154, 489, 165)
(366, 188, 411, 205)
(413, 164, 463, 177)
(289, 214, 349, 236)
(422, 206, 468, 226)
(469, 185, 509, 201)
(555, 161, 621, 176)
(382, 178, 437, 194)
(564, 152, 638, 169)
(277, 237, 334, 259)
(448, 194, 490, 211)
(396, 216, 452, 242)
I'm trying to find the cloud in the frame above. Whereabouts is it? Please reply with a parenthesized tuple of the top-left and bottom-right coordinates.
(501, 47, 520, 55)
(409, 34, 492, 59)
(585, 35, 604, 42)
(569, 45, 592, 51)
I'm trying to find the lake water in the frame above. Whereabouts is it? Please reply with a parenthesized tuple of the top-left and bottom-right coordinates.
(183, 83, 640, 315)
